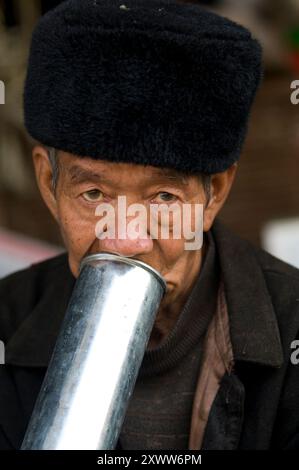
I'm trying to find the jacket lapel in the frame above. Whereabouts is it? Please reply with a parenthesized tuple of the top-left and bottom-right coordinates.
(189, 281, 237, 449)
(189, 219, 284, 450)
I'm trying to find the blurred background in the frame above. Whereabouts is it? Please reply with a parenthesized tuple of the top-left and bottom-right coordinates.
(0, 0, 299, 277)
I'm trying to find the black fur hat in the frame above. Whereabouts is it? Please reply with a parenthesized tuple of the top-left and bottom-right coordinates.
(24, 0, 262, 173)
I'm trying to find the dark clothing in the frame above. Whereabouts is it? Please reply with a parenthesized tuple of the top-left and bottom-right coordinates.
(1, 219, 299, 449)
(120, 231, 219, 450)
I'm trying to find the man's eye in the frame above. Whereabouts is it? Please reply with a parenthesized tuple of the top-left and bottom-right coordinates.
(156, 192, 178, 202)
(82, 189, 103, 202)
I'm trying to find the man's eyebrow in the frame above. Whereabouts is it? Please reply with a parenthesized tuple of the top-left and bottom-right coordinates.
(68, 165, 109, 183)
(67, 164, 189, 187)
(145, 168, 189, 186)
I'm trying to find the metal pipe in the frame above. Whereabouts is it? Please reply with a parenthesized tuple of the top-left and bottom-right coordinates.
(21, 253, 166, 450)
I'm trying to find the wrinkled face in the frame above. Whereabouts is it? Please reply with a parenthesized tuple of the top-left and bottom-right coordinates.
(33, 148, 236, 310)
(57, 152, 206, 303)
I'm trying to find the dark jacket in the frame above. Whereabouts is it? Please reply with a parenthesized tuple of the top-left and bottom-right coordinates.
(1, 219, 299, 450)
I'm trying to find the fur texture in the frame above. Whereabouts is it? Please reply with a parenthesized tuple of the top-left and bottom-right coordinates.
(24, 0, 262, 173)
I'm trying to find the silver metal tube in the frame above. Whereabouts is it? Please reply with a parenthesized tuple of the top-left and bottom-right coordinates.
(21, 253, 166, 450)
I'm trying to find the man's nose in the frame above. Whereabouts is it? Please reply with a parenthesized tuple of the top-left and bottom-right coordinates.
(98, 216, 154, 258)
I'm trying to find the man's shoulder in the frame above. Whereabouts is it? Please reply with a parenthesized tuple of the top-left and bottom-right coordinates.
(232, 226, 299, 333)
(0, 253, 70, 342)
(214, 218, 299, 284)
(213, 219, 299, 334)
(0, 252, 70, 293)
(254, 245, 299, 282)
(232, 225, 299, 304)
(254, 247, 299, 328)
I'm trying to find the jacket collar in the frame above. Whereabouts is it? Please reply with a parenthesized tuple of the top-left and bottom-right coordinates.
(212, 219, 283, 368)
(5, 219, 283, 369)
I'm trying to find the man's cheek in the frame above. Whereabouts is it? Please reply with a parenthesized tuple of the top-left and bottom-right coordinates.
(60, 216, 95, 255)
(65, 231, 95, 278)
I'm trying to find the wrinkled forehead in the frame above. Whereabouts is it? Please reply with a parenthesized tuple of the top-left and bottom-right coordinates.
(57, 151, 194, 188)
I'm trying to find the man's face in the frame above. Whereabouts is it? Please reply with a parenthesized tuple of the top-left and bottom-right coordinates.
(54, 152, 206, 301)
(33, 148, 236, 310)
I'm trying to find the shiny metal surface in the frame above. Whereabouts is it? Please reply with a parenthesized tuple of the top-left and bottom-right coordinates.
(21, 253, 166, 450)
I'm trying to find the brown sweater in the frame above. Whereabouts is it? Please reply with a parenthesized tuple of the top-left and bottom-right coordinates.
(119, 231, 220, 450)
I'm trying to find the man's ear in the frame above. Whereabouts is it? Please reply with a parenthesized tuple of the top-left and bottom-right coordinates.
(32, 145, 59, 222)
(203, 163, 237, 232)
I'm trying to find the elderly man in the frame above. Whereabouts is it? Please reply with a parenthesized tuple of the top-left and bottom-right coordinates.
(0, 0, 299, 451)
